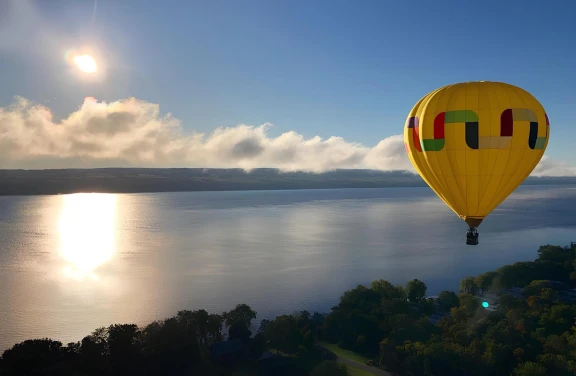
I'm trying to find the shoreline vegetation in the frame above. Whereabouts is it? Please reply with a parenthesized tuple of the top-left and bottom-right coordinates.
(2, 243, 576, 375)
(0, 168, 575, 196)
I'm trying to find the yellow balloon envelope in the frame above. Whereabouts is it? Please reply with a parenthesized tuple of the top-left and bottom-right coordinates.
(403, 81, 549, 243)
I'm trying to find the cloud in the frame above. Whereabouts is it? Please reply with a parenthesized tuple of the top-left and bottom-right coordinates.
(0, 96, 413, 172)
(531, 155, 576, 177)
(0, 96, 574, 177)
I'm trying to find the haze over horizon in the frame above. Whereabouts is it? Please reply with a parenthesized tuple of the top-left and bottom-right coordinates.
(1, 0, 575, 176)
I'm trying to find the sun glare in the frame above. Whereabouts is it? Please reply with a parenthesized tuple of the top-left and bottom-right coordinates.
(59, 193, 117, 280)
(73, 54, 98, 73)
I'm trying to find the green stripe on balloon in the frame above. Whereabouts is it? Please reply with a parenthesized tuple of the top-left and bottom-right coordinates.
(421, 110, 479, 151)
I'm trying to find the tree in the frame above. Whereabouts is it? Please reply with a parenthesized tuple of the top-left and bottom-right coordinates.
(303, 330, 315, 350)
(511, 361, 547, 376)
(418, 298, 436, 316)
(523, 280, 553, 298)
(207, 313, 224, 343)
(371, 280, 406, 300)
(438, 291, 460, 311)
(570, 270, 576, 286)
(537, 245, 574, 264)
(496, 294, 524, 311)
(379, 338, 396, 367)
(310, 361, 350, 376)
(177, 309, 223, 348)
(460, 276, 478, 295)
(299, 310, 311, 321)
(107, 324, 140, 373)
(259, 319, 271, 333)
(406, 279, 427, 303)
(223, 304, 257, 328)
(497, 262, 541, 288)
(140, 317, 201, 373)
(356, 335, 367, 350)
(458, 294, 480, 313)
(339, 285, 382, 313)
(475, 271, 499, 294)
(79, 328, 110, 374)
(229, 322, 252, 344)
(263, 315, 304, 353)
(539, 304, 576, 334)
(0, 339, 64, 375)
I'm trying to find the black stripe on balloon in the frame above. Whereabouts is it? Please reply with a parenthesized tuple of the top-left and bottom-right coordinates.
(466, 122, 479, 150)
(529, 122, 538, 149)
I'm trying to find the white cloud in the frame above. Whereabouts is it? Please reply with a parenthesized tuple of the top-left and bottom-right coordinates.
(0, 96, 412, 172)
(531, 155, 576, 177)
(0, 96, 573, 177)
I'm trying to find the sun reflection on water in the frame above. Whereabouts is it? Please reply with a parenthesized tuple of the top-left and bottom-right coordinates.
(58, 193, 117, 280)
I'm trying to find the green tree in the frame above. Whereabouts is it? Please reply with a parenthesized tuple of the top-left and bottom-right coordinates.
(458, 293, 480, 313)
(177, 309, 223, 348)
(139, 316, 201, 373)
(406, 279, 427, 303)
(460, 276, 478, 295)
(107, 324, 140, 373)
(223, 304, 257, 328)
(496, 262, 539, 288)
(511, 361, 547, 376)
(264, 315, 304, 353)
(523, 280, 553, 298)
(475, 271, 498, 294)
(513, 348, 524, 361)
(299, 310, 311, 321)
(303, 330, 315, 350)
(371, 279, 406, 300)
(378, 338, 397, 367)
(537, 245, 574, 264)
(259, 319, 271, 333)
(0, 339, 64, 375)
(539, 304, 576, 334)
(438, 291, 460, 311)
(310, 361, 350, 376)
(228, 322, 252, 343)
(569, 270, 576, 285)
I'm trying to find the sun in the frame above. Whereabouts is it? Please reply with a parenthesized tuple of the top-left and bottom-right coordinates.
(73, 54, 98, 73)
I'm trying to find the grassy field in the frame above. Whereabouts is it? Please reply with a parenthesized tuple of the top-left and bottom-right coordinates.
(268, 344, 381, 375)
(346, 364, 376, 376)
(317, 341, 371, 364)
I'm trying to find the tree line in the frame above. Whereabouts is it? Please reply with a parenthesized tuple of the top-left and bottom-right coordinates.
(1, 243, 575, 375)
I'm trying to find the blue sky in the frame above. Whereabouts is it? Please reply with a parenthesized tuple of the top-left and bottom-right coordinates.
(0, 0, 575, 169)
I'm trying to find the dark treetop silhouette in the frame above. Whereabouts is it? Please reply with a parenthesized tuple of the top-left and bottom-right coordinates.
(1, 243, 576, 375)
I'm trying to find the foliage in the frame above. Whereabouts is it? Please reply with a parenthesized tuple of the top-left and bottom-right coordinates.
(223, 304, 257, 328)
(511, 361, 547, 376)
(1, 243, 575, 375)
(437, 291, 460, 311)
(460, 276, 478, 295)
(310, 360, 350, 376)
(406, 279, 427, 303)
(319, 243, 576, 376)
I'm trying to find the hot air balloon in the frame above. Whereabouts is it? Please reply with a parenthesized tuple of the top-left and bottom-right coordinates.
(403, 81, 549, 245)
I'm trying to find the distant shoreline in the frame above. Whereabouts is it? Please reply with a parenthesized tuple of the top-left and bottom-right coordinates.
(0, 168, 574, 196)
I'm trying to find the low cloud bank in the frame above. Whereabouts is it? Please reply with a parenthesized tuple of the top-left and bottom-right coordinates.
(0, 96, 573, 176)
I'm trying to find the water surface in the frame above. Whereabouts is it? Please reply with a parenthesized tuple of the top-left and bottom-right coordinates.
(0, 185, 575, 350)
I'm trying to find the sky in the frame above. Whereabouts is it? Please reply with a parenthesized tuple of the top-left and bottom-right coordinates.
(0, 0, 575, 175)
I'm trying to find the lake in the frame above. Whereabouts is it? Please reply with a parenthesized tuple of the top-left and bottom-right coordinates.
(0, 185, 575, 350)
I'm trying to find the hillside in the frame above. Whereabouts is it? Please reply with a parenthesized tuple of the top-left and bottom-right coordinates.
(0, 168, 574, 196)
